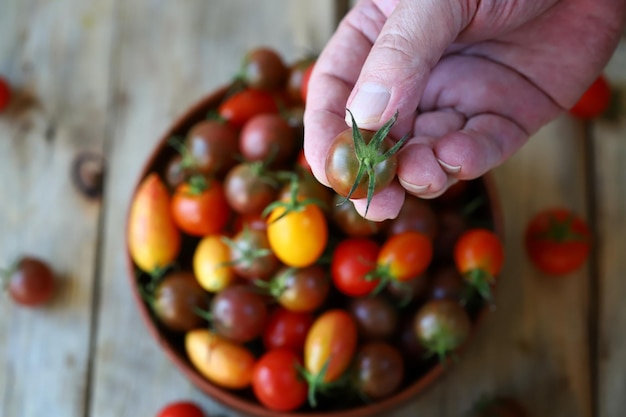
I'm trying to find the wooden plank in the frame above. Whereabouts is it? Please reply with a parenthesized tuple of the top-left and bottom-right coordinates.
(90, 2, 337, 416)
(595, 38, 626, 417)
(0, 1, 114, 417)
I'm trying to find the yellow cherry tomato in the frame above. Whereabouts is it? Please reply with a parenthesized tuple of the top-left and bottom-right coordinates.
(193, 235, 235, 292)
(127, 173, 181, 273)
(185, 329, 255, 389)
(266, 200, 328, 267)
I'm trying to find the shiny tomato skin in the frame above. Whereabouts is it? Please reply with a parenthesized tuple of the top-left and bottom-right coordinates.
(6, 257, 56, 307)
(193, 235, 235, 292)
(569, 74, 611, 119)
(239, 113, 296, 166)
(210, 284, 268, 343)
(524, 208, 591, 276)
(185, 119, 239, 176)
(304, 309, 357, 383)
(331, 237, 380, 296)
(156, 401, 205, 417)
(378, 231, 433, 282)
(325, 128, 398, 200)
(454, 228, 504, 277)
(242, 47, 288, 91)
(218, 88, 281, 128)
(128, 173, 181, 273)
(252, 349, 308, 412)
(228, 227, 279, 281)
(224, 162, 279, 215)
(171, 180, 230, 237)
(0, 76, 11, 112)
(153, 271, 209, 332)
(263, 307, 314, 352)
(273, 265, 330, 312)
(266, 200, 328, 267)
(185, 329, 255, 389)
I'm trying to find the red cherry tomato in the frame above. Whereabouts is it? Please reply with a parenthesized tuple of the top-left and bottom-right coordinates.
(263, 307, 314, 353)
(171, 180, 230, 237)
(0, 76, 11, 112)
(3, 256, 56, 307)
(156, 401, 205, 417)
(331, 237, 380, 296)
(252, 349, 308, 412)
(569, 74, 611, 119)
(218, 88, 281, 128)
(524, 207, 591, 276)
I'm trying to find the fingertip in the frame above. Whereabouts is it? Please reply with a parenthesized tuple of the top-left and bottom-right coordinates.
(351, 182, 405, 221)
(397, 140, 449, 196)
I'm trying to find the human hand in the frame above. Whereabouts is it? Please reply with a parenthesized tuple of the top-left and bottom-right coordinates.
(303, 0, 625, 221)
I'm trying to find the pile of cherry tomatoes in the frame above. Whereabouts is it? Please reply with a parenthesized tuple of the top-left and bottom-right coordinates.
(127, 47, 505, 413)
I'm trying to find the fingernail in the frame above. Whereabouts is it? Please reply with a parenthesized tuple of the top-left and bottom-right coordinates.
(346, 83, 390, 125)
(398, 178, 430, 194)
(437, 158, 461, 174)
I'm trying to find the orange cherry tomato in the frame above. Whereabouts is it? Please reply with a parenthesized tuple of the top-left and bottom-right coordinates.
(127, 173, 181, 273)
(377, 231, 433, 282)
(185, 329, 255, 390)
(171, 180, 230, 237)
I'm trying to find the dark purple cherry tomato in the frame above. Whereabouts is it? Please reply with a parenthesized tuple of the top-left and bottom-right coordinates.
(164, 154, 188, 190)
(386, 195, 438, 239)
(270, 265, 329, 313)
(331, 194, 382, 237)
(428, 265, 466, 301)
(3, 256, 55, 307)
(348, 296, 398, 340)
(287, 57, 316, 104)
(414, 299, 471, 361)
(353, 342, 404, 400)
(227, 227, 279, 281)
(184, 119, 239, 176)
(239, 113, 296, 166)
(152, 271, 209, 332)
(224, 162, 279, 215)
(433, 208, 468, 262)
(211, 285, 268, 343)
(242, 47, 288, 91)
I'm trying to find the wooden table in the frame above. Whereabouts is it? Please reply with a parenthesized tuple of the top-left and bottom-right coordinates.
(0, 1, 624, 416)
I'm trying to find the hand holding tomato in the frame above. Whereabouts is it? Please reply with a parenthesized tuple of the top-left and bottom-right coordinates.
(303, 0, 624, 221)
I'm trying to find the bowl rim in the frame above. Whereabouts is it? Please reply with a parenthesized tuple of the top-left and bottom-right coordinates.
(124, 85, 506, 417)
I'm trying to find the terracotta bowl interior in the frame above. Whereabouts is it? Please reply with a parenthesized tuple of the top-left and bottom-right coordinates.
(125, 86, 505, 417)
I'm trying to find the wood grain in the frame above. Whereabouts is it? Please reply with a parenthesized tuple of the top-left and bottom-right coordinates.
(0, 1, 114, 417)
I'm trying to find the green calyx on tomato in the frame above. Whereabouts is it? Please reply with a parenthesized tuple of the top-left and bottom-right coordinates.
(532, 212, 587, 242)
(296, 360, 345, 408)
(462, 268, 494, 304)
(262, 173, 326, 224)
(167, 136, 211, 195)
(340, 109, 408, 216)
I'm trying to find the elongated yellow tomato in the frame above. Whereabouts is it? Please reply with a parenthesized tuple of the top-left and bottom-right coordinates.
(185, 329, 255, 389)
(128, 173, 181, 273)
(193, 235, 235, 292)
(305, 309, 357, 383)
(266, 201, 328, 267)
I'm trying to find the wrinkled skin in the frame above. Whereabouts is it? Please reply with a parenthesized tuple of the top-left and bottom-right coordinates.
(304, 0, 626, 221)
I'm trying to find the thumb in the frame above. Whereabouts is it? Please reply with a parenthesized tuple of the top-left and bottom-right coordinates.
(346, 0, 471, 129)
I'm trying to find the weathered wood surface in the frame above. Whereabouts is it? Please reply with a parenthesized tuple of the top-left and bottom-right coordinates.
(0, 1, 624, 417)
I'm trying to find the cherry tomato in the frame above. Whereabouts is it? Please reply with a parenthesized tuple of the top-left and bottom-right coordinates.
(128, 173, 181, 273)
(156, 401, 205, 417)
(266, 198, 328, 267)
(330, 237, 380, 297)
(278, 169, 333, 214)
(242, 47, 288, 90)
(227, 227, 279, 281)
(386, 273, 429, 306)
(569, 74, 611, 119)
(413, 299, 471, 362)
(152, 271, 209, 332)
(218, 88, 280, 128)
(331, 194, 382, 237)
(269, 265, 330, 312)
(524, 207, 591, 276)
(428, 265, 466, 302)
(164, 154, 189, 190)
(263, 307, 314, 352)
(2, 256, 55, 307)
(211, 285, 268, 343)
(193, 235, 235, 292)
(287, 57, 315, 104)
(386, 195, 438, 239)
(454, 228, 504, 301)
(185, 329, 255, 389)
(224, 162, 279, 215)
(304, 309, 358, 406)
(239, 113, 296, 166)
(184, 119, 239, 176)
(353, 342, 404, 400)
(347, 296, 398, 340)
(469, 396, 528, 417)
(0, 76, 11, 112)
(171, 180, 230, 237)
(252, 349, 308, 412)
(377, 231, 433, 282)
